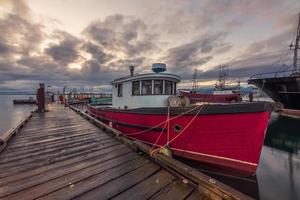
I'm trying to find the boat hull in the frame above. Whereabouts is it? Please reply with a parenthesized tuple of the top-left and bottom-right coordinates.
(87, 103, 271, 175)
(249, 76, 300, 110)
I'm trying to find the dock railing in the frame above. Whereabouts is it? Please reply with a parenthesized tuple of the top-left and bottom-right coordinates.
(249, 69, 294, 80)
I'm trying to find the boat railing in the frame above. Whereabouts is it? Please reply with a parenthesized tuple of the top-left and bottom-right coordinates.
(249, 69, 295, 80)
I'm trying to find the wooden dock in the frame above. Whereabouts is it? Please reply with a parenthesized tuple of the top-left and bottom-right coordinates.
(0, 104, 251, 200)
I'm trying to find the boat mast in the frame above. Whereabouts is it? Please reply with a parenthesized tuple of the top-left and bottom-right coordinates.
(216, 65, 227, 90)
(192, 69, 198, 91)
(290, 13, 300, 72)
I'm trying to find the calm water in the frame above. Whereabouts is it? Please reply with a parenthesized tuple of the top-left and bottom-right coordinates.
(0, 95, 36, 135)
(1, 97, 299, 200)
(257, 114, 300, 200)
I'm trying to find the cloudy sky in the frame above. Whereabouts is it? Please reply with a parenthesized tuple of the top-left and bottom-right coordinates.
(0, 0, 299, 92)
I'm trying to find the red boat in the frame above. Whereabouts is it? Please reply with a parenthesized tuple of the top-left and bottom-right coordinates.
(87, 64, 272, 175)
(179, 66, 242, 104)
(179, 90, 242, 104)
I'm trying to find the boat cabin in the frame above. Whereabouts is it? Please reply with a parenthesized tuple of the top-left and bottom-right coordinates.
(111, 63, 181, 109)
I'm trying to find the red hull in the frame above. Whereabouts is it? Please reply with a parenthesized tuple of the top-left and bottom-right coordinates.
(180, 91, 241, 104)
(87, 105, 270, 175)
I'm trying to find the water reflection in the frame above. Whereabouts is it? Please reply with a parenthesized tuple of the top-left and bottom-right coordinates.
(257, 113, 300, 200)
(265, 113, 300, 154)
(0, 95, 35, 135)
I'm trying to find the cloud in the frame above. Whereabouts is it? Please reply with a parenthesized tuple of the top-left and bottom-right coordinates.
(83, 14, 157, 57)
(224, 19, 244, 29)
(0, 13, 44, 56)
(82, 42, 114, 64)
(0, 0, 31, 19)
(0, 0, 300, 92)
(244, 29, 295, 57)
(45, 31, 81, 66)
(164, 32, 229, 74)
(0, 41, 11, 55)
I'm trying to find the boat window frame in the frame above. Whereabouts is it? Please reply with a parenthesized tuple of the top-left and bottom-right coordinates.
(174, 82, 177, 95)
(165, 80, 173, 95)
(141, 80, 152, 95)
(153, 80, 164, 95)
(132, 81, 140, 95)
(130, 79, 177, 96)
(117, 84, 123, 97)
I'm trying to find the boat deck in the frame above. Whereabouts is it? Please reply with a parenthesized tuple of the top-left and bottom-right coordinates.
(0, 104, 203, 200)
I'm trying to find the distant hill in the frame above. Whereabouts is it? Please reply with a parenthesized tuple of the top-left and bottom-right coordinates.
(0, 90, 35, 95)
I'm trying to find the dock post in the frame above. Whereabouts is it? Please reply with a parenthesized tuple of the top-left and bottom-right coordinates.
(36, 83, 45, 112)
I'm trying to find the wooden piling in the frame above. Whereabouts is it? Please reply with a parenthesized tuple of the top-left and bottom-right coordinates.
(36, 83, 45, 112)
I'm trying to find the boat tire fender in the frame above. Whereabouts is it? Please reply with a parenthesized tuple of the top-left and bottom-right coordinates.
(168, 96, 181, 107)
(180, 96, 190, 107)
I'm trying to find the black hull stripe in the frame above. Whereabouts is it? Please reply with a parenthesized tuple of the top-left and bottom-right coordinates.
(91, 102, 272, 116)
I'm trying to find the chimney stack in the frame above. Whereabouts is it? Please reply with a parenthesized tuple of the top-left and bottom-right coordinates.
(129, 66, 134, 76)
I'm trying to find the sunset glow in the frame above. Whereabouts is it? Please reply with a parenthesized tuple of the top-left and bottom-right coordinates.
(0, 0, 299, 92)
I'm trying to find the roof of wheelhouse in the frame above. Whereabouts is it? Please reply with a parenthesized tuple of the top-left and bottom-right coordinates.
(111, 73, 181, 84)
(111, 63, 181, 84)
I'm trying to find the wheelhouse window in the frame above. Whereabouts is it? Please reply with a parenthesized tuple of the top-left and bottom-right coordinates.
(154, 80, 163, 95)
(142, 80, 152, 95)
(117, 84, 123, 97)
(132, 81, 140, 95)
(165, 80, 173, 95)
(174, 83, 177, 95)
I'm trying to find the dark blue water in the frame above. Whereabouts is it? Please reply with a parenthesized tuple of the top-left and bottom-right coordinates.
(0, 95, 36, 135)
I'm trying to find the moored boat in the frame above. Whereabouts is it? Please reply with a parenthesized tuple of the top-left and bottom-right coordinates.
(248, 13, 300, 110)
(180, 66, 242, 104)
(87, 63, 272, 175)
(179, 90, 242, 104)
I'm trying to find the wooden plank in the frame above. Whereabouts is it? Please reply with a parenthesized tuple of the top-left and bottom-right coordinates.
(0, 151, 137, 198)
(0, 145, 129, 186)
(0, 139, 113, 169)
(74, 162, 161, 200)
(0, 136, 109, 159)
(36, 158, 149, 200)
(0, 107, 36, 143)
(20, 124, 94, 134)
(149, 180, 196, 200)
(133, 141, 252, 200)
(0, 142, 121, 178)
(5, 131, 101, 149)
(185, 190, 210, 200)
(13, 126, 98, 141)
(112, 170, 175, 200)
(2, 155, 144, 200)
(0, 137, 113, 164)
(0, 107, 37, 153)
